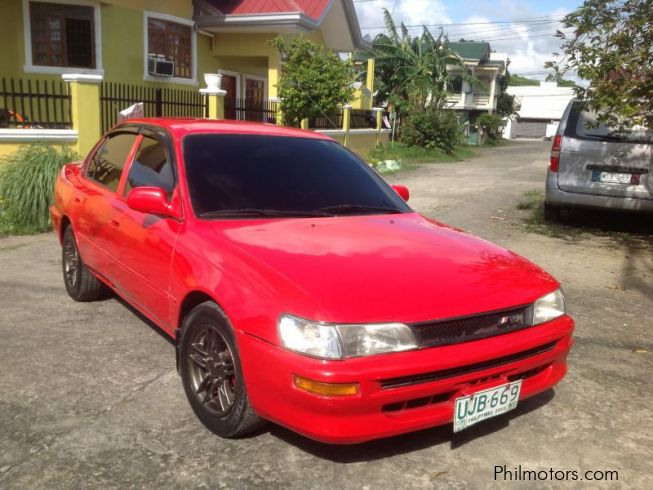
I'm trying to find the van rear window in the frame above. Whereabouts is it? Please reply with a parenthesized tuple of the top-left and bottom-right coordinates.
(566, 104, 653, 144)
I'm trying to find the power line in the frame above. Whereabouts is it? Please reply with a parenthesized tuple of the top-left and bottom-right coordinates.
(360, 16, 562, 30)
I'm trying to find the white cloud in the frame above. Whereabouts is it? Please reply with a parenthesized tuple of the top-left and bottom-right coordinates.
(353, 1, 579, 81)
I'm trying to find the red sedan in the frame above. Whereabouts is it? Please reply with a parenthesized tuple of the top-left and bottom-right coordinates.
(51, 119, 573, 444)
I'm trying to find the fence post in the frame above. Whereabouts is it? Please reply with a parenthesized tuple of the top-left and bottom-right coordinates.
(62, 74, 102, 156)
(270, 97, 283, 125)
(373, 107, 384, 146)
(300, 118, 309, 130)
(342, 105, 351, 147)
(200, 74, 227, 119)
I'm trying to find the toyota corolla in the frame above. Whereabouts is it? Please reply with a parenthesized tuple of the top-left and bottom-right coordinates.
(50, 119, 573, 444)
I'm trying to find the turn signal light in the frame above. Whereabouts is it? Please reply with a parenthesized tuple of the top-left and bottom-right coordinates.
(293, 375, 359, 396)
(550, 134, 562, 172)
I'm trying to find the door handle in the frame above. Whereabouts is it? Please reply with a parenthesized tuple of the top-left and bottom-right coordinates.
(109, 218, 120, 227)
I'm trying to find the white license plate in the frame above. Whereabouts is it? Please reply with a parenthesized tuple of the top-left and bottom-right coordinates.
(595, 171, 632, 184)
(453, 380, 522, 433)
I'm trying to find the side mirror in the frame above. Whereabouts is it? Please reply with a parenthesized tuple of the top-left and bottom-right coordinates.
(126, 187, 180, 220)
(392, 184, 410, 202)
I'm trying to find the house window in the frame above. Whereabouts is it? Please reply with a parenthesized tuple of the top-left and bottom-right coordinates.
(29, 1, 95, 68)
(147, 18, 192, 79)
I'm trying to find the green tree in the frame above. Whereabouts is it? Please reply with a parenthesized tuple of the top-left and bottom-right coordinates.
(508, 74, 540, 86)
(269, 36, 355, 127)
(362, 9, 465, 113)
(547, 0, 653, 127)
(496, 71, 518, 118)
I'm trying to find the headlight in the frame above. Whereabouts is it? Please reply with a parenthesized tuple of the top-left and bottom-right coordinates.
(278, 315, 418, 359)
(531, 288, 565, 325)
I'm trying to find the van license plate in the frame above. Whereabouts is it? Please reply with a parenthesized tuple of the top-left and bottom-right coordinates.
(592, 171, 633, 184)
(453, 381, 522, 433)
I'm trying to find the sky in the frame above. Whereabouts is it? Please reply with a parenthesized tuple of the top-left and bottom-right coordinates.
(352, 0, 584, 81)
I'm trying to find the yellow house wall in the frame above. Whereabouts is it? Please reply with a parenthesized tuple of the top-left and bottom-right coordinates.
(0, 0, 214, 86)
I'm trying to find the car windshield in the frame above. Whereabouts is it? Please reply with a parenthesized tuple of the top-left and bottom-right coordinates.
(182, 134, 411, 218)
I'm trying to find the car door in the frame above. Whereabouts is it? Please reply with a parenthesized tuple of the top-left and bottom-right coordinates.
(109, 129, 182, 329)
(558, 104, 653, 200)
(74, 131, 140, 281)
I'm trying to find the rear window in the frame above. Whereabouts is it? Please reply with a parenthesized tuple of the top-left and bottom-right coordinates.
(182, 134, 410, 217)
(566, 103, 653, 144)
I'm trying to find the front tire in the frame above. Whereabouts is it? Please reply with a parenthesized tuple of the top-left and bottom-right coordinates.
(62, 226, 105, 301)
(179, 301, 264, 438)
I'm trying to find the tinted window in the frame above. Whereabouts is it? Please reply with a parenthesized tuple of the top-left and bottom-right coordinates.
(183, 134, 410, 217)
(566, 103, 653, 144)
(125, 136, 174, 197)
(87, 133, 137, 191)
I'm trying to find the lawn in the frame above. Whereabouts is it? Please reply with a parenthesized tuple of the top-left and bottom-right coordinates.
(367, 142, 476, 172)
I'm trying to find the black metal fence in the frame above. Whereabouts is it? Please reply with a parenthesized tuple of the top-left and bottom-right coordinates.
(224, 98, 277, 123)
(100, 82, 208, 133)
(0, 78, 72, 129)
(350, 109, 376, 129)
(309, 110, 343, 129)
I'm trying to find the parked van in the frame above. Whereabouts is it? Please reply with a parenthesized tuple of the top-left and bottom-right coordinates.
(545, 100, 653, 220)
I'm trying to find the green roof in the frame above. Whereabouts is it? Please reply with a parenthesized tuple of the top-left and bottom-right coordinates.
(448, 41, 490, 61)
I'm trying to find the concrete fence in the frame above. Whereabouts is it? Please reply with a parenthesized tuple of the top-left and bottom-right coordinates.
(0, 73, 391, 159)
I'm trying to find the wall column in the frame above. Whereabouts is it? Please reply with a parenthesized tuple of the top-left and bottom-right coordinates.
(62, 74, 102, 156)
(201, 87, 226, 119)
(488, 73, 497, 113)
(373, 107, 384, 146)
(270, 97, 283, 125)
(342, 105, 351, 148)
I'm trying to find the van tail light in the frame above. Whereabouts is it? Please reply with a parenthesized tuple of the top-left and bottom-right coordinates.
(550, 134, 562, 172)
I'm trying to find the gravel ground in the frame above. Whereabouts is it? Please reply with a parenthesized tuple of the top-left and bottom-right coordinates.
(0, 140, 651, 489)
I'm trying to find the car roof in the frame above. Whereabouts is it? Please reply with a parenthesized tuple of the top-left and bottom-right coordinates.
(117, 118, 335, 141)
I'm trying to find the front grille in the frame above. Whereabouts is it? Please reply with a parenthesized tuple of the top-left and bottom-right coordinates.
(380, 341, 557, 389)
(411, 306, 530, 347)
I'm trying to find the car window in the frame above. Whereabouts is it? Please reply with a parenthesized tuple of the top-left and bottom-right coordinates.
(182, 134, 411, 217)
(87, 133, 138, 192)
(567, 104, 653, 144)
(124, 136, 175, 198)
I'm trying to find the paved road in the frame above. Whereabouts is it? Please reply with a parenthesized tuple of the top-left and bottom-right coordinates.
(1, 141, 651, 489)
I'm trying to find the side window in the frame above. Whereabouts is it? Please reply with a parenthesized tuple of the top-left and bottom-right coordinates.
(124, 136, 175, 197)
(87, 133, 138, 192)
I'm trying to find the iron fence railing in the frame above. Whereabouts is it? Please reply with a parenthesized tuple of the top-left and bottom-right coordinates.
(309, 110, 343, 129)
(350, 109, 376, 129)
(100, 82, 208, 133)
(224, 98, 277, 123)
(0, 77, 72, 129)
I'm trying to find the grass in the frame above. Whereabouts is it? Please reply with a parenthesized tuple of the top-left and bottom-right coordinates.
(516, 189, 543, 210)
(367, 142, 476, 174)
(0, 144, 79, 236)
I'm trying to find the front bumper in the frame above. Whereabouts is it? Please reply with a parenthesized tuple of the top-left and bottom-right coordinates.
(545, 170, 653, 213)
(238, 315, 574, 444)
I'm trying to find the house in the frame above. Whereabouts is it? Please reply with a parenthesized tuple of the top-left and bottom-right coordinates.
(445, 41, 508, 122)
(0, 0, 384, 157)
(505, 81, 575, 139)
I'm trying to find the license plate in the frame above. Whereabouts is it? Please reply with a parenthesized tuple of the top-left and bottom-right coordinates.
(453, 380, 522, 433)
(591, 170, 633, 184)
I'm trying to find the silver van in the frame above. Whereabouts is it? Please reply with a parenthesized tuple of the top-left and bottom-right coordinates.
(545, 100, 653, 220)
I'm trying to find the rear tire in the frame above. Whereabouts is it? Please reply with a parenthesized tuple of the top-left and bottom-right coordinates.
(544, 203, 562, 221)
(62, 226, 106, 301)
(179, 301, 264, 438)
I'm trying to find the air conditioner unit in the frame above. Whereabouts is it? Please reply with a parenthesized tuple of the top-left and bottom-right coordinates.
(148, 56, 174, 77)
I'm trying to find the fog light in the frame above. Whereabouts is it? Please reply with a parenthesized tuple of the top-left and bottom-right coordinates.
(293, 375, 359, 396)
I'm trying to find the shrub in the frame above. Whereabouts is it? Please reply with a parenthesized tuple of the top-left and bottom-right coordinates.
(476, 113, 505, 142)
(0, 144, 79, 234)
(400, 109, 462, 154)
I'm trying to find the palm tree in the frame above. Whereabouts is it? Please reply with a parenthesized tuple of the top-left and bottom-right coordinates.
(361, 9, 467, 114)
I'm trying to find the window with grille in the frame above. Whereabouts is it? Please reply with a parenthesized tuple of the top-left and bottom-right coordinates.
(147, 18, 192, 79)
(29, 1, 95, 69)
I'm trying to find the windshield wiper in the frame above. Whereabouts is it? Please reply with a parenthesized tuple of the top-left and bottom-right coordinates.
(315, 204, 402, 215)
(199, 208, 330, 219)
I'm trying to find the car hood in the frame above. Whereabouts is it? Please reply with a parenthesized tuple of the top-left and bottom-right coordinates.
(210, 213, 558, 324)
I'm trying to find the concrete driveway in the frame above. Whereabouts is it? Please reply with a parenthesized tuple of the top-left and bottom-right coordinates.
(1, 141, 651, 489)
